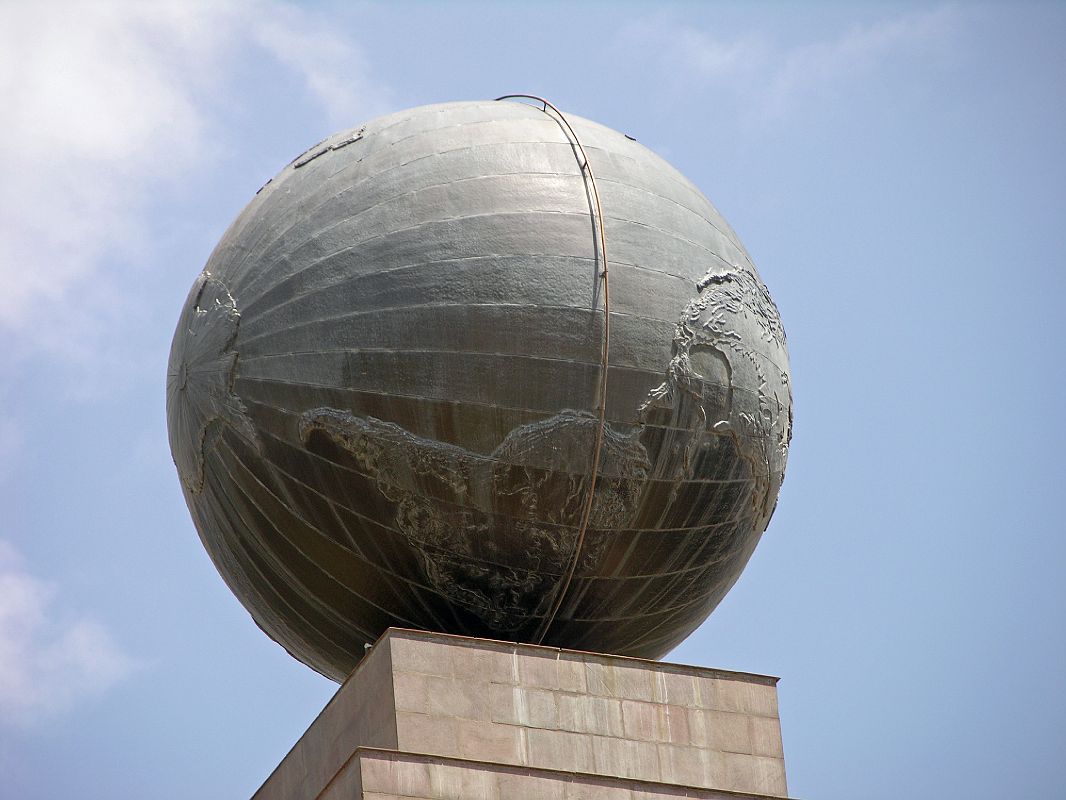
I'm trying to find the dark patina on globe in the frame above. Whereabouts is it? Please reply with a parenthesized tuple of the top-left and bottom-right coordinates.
(167, 101, 792, 681)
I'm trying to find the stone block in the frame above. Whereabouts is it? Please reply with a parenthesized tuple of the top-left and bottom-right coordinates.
(720, 750, 788, 797)
(391, 759, 435, 798)
(751, 755, 788, 797)
(751, 715, 785, 758)
(389, 633, 456, 677)
(526, 727, 595, 773)
(715, 677, 778, 717)
(751, 683, 780, 718)
(393, 671, 475, 719)
(394, 710, 459, 757)
(661, 704, 691, 745)
(471, 680, 520, 724)
(657, 668, 699, 707)
(390, 630, 518, 684)
(485, 683, 523, 726)
(454, 718, 524, 764)
(556, 692, 624, 737)
(494, 769, 565, 800)
(517, 649, 587, 693)
(456, 764, 498, 799)
(518, 650, 566, 689)
(590, 734, 661, 782)
(557, 653, 591, 693)
(622, 699, 664, 741)
(657, 742, 712, 787)
(694, 674, 721, 710)
(444, 639, 518, 685)
(586, 660, 659, 702)
(707, 710, 752, 755)
(520, 686, 560, 729)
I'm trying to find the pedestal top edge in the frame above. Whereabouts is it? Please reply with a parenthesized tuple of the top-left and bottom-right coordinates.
(374, 627, 781, 686)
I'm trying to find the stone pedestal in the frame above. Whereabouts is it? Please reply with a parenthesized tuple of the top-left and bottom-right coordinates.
(253, 629, 791, 799)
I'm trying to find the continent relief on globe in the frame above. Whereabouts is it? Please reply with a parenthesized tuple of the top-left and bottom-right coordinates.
(166, 101, 792, 682)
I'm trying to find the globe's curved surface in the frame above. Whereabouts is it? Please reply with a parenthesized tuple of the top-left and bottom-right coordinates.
(167, 100, 792, 681)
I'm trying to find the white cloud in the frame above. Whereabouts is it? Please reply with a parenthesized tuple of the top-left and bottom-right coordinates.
(0, 0, 386, 350)
(621, 6, 961, 119)
(0, 541, 137, 723)
(0, 2, 213, 333)
(249, 4, 391, 129)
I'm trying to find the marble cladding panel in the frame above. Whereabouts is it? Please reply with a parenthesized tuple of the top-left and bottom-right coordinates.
(387, 630, 787, 797)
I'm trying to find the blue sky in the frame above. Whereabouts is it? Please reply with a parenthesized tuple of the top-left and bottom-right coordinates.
(2, 2, 1064, 798)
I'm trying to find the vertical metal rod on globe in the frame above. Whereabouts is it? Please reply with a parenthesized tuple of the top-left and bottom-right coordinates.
(496, 94, 612, 643)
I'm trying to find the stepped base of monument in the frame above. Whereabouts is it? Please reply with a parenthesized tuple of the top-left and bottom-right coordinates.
(252, 629, 791, 800)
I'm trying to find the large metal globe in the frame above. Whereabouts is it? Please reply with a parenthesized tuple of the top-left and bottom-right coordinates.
(167, 100, 792, 681)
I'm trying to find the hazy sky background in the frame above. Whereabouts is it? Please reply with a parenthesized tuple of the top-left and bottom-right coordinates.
(2, 2, 1064, 798)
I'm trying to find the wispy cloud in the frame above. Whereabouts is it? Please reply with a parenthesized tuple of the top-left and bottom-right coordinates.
(620, 6, 962, 120)
(249, 3, 392, 129)
(761, 7, 960, 118)
(0, 0, 386, 355)
(0, 541, 137, 723)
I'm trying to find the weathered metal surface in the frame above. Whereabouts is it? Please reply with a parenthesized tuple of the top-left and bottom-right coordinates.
(166, 101, 792, 681)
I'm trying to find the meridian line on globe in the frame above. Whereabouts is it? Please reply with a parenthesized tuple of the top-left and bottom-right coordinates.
(496, 94, 612, 645)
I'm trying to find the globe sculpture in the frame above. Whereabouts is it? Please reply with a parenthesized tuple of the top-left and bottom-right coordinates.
(167, 99, 792, 682)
